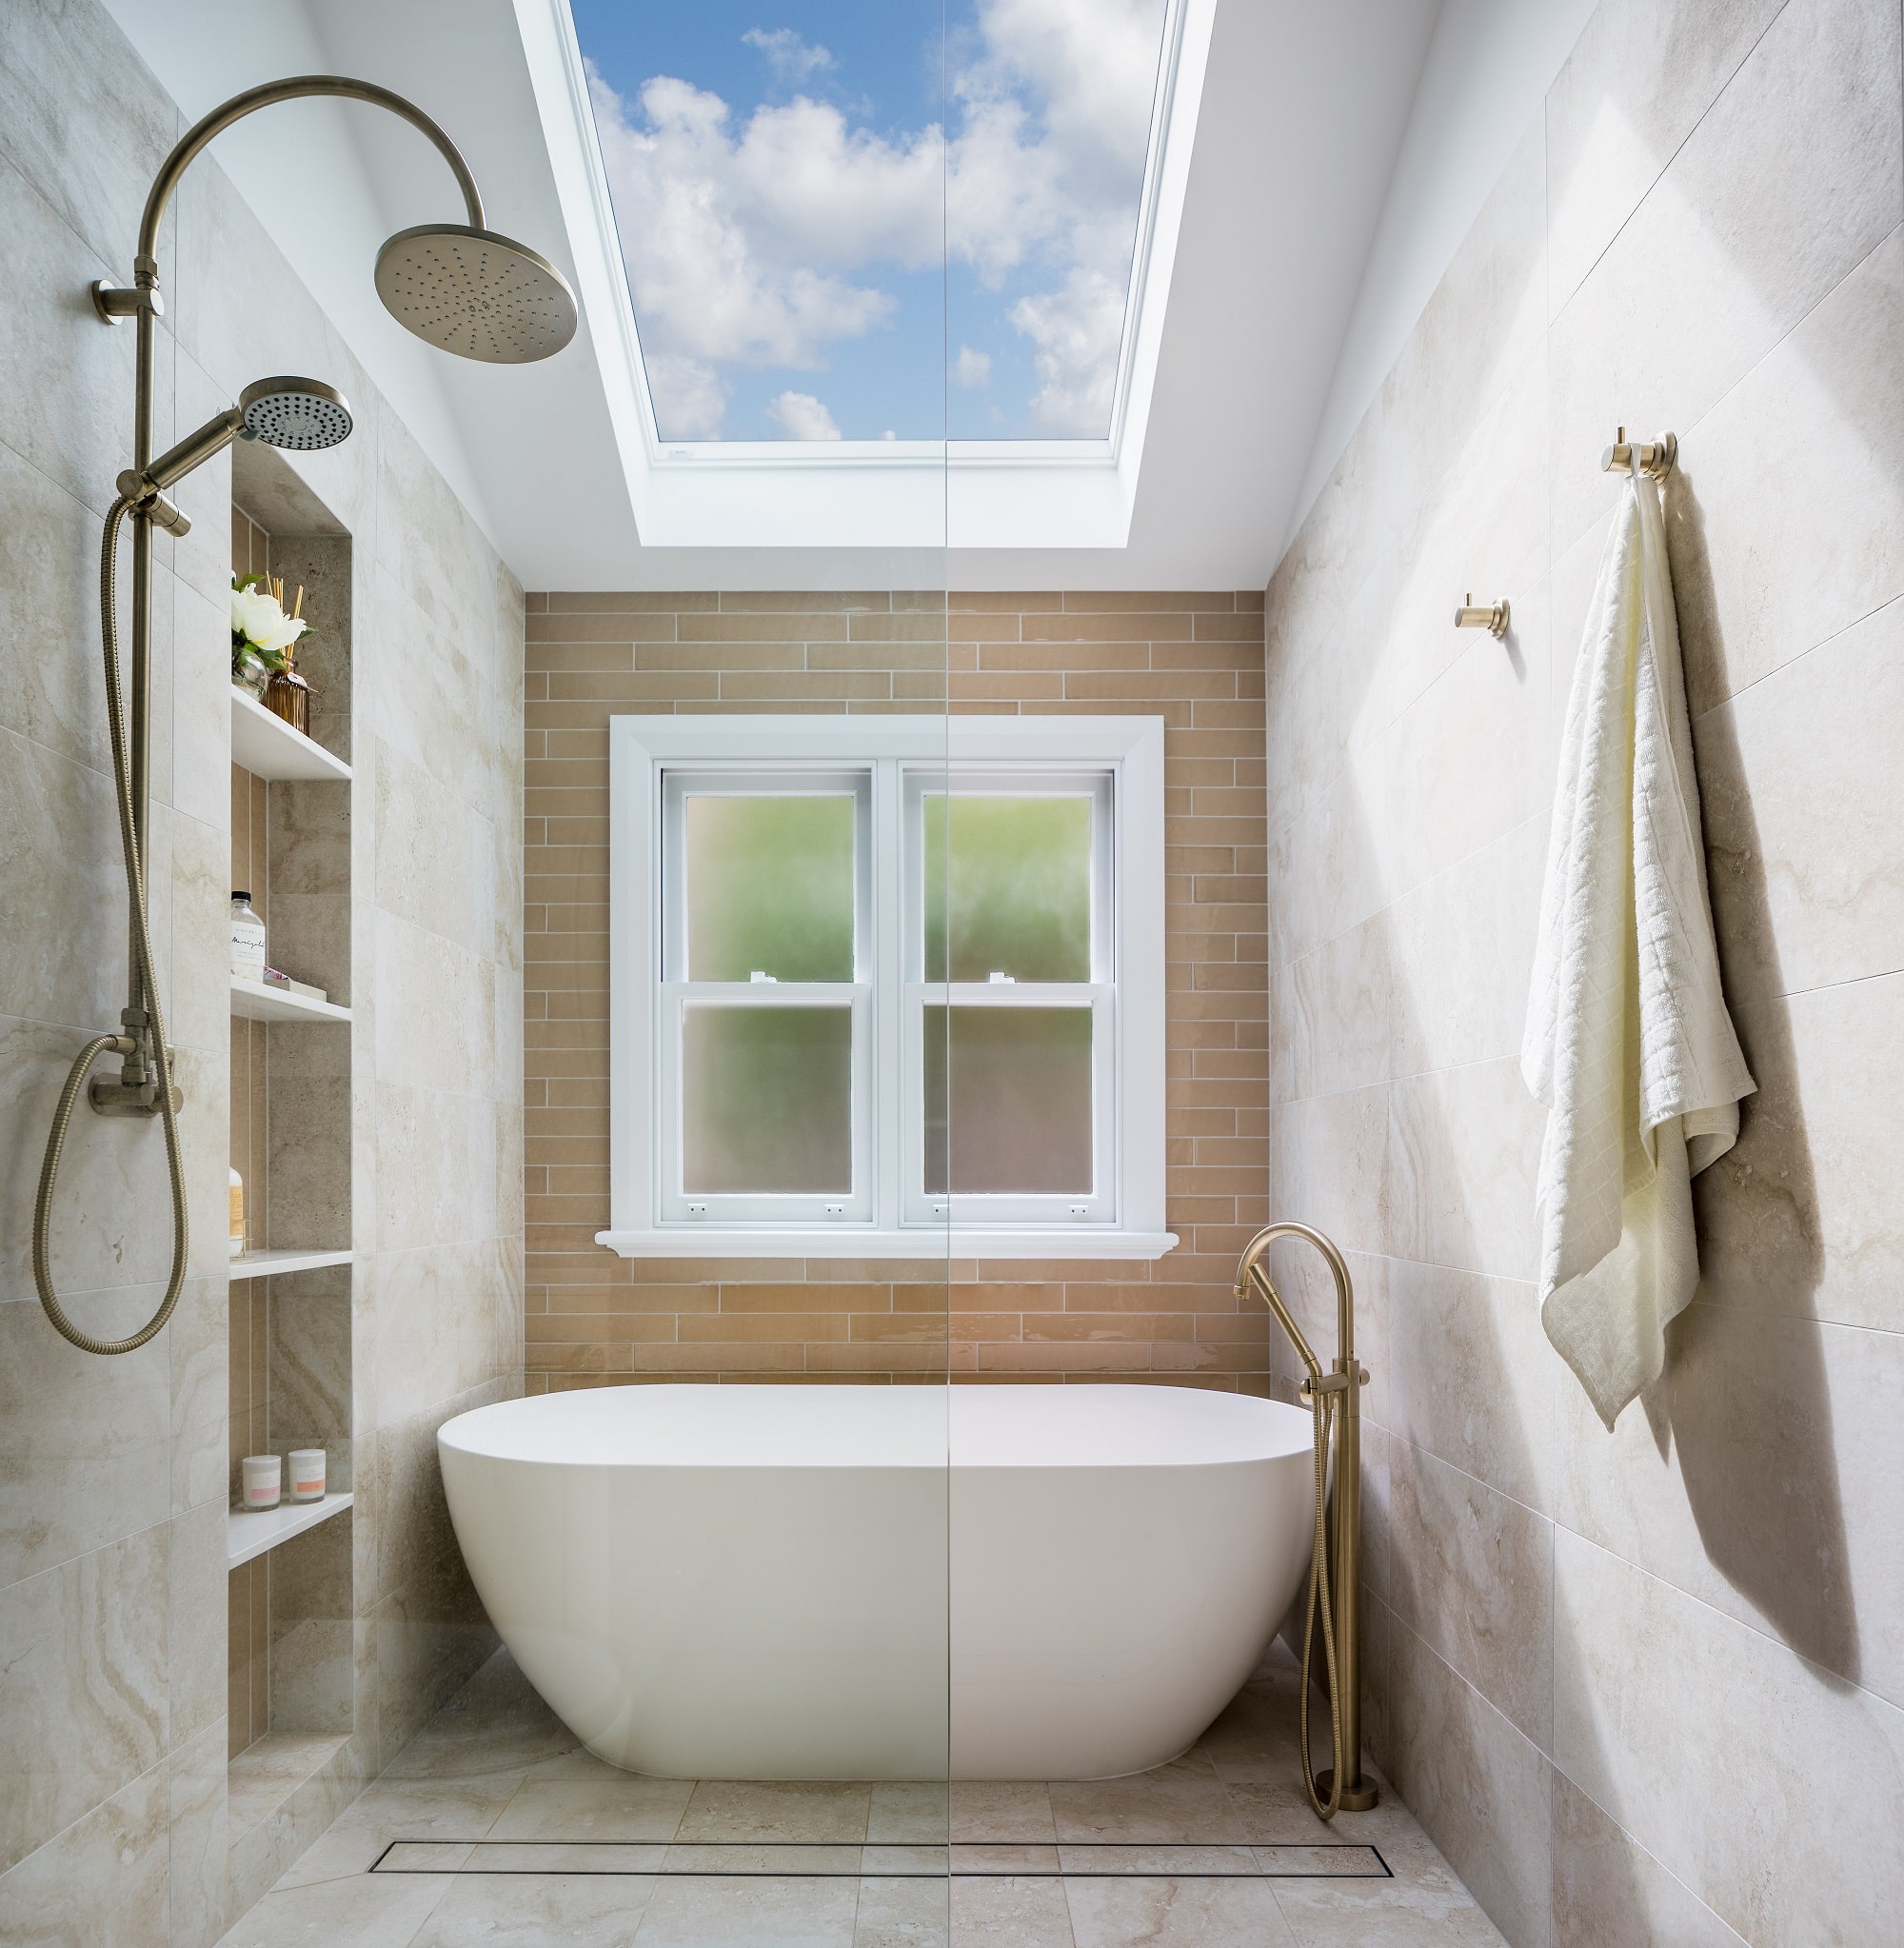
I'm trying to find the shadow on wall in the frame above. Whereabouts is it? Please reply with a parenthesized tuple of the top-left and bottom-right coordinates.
(1662, 467, 1854, 1681)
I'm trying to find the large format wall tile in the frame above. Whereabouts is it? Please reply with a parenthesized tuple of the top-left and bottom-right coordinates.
(1386, 1260, 1556, 1518)
(0, 1283, 170, 1585)
(0, 1761, 170, 1948)
(1694, 972, 1904, 1334)
(1549, 1772, 1740, 1948)
(1553, 1531, 1904, 1945)
(1696, 591, 1904, 1009)
(1555, 1301, 1904, 1706)
(0, 1523, 169, 1871)
(1671, 226, 1904, 719)
(1390, 1621, 1555, 1948)
(1546, 0, 1903, 558)
(1268, 3, 1904, 1940)
(1389, 1443, 1556, 1751)
(1544, 0, 1787, 313)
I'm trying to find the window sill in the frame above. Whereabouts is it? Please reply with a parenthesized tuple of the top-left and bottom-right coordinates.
(595, 1227, 1180, 1262)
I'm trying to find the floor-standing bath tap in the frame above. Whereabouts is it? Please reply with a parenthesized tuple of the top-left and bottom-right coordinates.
(32, 76, 577, 1356)
(1234, 1221, 1379, 1816)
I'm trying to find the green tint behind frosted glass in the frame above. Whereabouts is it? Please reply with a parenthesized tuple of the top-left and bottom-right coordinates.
(922, 1005, 1092, 1194)
(683, 1004, 852, 1193)
(686, 795, 855, 982)
(923, 796, 1090, 984)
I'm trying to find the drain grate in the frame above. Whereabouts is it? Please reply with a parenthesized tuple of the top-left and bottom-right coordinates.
(370, 1839, 1392, 1880)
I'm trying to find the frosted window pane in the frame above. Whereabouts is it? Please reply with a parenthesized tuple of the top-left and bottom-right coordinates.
(923, 1006, 1092, 1194)
(686, 796, 854, 982)
(923, 796, 1090, 983)
(684, 1005, 852, 1193)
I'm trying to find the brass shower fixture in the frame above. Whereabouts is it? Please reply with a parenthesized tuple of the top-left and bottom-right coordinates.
(33, 76, 576, 1358)
(1234, 1222, 1378, 1818)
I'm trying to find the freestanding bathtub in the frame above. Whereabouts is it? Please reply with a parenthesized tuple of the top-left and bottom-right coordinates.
(439, 1383, 1315, 1780)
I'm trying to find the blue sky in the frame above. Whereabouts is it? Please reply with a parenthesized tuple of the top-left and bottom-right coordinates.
(568, 0, 1169, 443)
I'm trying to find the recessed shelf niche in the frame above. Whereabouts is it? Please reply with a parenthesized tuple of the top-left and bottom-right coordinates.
(227, 441, 357, 1891)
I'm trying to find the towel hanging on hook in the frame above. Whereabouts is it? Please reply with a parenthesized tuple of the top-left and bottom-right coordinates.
(1603, 426, 1677, 479)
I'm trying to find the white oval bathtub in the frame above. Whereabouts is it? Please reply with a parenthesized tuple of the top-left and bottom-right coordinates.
(439, 1383, 1314, 1781)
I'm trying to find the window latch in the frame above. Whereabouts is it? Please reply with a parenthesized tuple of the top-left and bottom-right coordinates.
(987, 971, 1014, 984)
(749, 970, 777, 984)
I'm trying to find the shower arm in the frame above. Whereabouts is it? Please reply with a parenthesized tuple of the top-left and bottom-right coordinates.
(1233, 1222, 1378, 1813)
(90, 77, 486, 1063)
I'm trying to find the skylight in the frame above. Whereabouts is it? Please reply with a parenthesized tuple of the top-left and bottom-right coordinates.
(569, 0, 1173, 445)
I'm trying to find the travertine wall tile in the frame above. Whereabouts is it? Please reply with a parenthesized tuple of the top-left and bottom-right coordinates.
(1, 4, 523, 1935)
(1267, 0, 1904, 1938)
(1553, 1531, 1904, 1947)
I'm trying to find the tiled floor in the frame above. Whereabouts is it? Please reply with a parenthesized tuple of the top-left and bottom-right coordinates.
(216, 1645, 1506, 1946)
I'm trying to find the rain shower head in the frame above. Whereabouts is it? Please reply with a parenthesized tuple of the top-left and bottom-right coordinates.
(374, 224, 578, 364)
(239, 376, 354, 450)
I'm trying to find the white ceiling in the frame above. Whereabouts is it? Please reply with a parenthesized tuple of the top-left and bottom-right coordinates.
(106, 0, 1449, 590)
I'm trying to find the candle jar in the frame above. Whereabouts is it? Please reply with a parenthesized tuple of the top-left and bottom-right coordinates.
(241, 1454, 282, 1511)
(287, 1449, 327, 1503)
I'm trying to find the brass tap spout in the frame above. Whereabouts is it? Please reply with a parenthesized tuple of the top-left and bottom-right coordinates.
(1235, 1222, 1378, 1815)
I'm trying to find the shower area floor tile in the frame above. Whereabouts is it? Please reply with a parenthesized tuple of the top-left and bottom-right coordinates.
(214, 1645, 1506, 1946)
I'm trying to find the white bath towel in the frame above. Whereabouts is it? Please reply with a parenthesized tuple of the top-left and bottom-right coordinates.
(1521, 468, 1755, 1430)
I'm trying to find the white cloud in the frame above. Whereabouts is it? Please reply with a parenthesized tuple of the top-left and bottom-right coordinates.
(644, 352, 728, 440)
(1010, 266, 1126, 434)
(764, 389, 842, 440)
(952, 345, 992, 388)
(743, 27, 836, 85)
(587, 0, 1167, 438)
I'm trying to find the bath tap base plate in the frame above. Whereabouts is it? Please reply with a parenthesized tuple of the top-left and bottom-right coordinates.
(1315, 1770, 1380, 1811)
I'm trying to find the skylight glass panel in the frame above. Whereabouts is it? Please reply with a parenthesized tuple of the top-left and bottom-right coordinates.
(569, 0, 1171, 444)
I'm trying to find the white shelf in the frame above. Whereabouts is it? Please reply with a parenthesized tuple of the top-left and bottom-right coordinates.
(228, 1491, 352, 1569)
(230, 686, 350, 782)
(230, 976, 350, 1024)
(229, 1248, 351, 1281)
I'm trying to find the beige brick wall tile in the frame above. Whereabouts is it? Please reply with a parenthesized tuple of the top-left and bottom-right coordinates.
(522, 592, 1267, 1385)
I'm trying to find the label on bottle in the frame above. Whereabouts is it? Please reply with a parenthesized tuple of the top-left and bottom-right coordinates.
(231, 916, 266, 980)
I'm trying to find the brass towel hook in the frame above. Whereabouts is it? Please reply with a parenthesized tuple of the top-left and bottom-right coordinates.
(1602, 425, 1677, 479)
(1455, 592, 1510, 638)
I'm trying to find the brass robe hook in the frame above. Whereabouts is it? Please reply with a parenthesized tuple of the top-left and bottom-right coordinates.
(1602, 425, 1677, 479)
(1455, 593, 1509, 638)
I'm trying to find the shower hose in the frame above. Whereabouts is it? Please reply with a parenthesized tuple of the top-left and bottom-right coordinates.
(1298, 1380, 1345, 1821)
(30, 496, 189, 1356)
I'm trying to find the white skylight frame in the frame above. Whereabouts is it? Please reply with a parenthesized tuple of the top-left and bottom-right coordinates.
(510, 0, 1217, 552)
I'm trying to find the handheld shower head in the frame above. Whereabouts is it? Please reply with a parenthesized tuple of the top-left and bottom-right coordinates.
(115, 376, 355, 537)
(238, 376, 354, 450)
(374, 224, 577, 364)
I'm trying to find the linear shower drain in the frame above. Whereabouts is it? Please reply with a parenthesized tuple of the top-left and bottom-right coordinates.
(370, 1839, 1392, 1879)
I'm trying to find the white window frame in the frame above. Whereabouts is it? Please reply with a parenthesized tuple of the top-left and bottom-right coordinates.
(599, 714, 1175, 1261)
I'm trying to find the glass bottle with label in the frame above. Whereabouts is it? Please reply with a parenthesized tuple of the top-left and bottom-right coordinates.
(230, 891, 267, 982)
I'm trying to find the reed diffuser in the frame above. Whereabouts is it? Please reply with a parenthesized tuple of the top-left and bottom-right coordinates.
(261, 579, 315, 737)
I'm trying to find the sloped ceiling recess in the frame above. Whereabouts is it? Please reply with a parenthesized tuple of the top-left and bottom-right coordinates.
(106, 0, 1466, 589)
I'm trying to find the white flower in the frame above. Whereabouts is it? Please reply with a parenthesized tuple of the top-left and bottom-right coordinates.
(230, 585, 308, 656)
